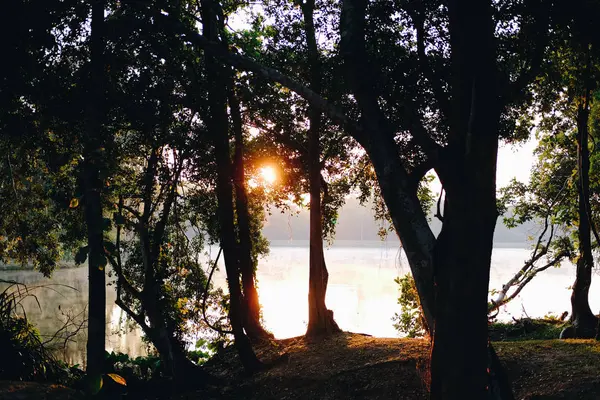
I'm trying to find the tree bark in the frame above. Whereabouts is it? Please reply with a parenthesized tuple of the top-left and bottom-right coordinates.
(84, 0, 106, 378)
(230, 87, 273, 342)
(200, 0, 262, 372)
(301, 0, 340, 338)
(570, 99, 598, 338)
(428, 1, 503, 398)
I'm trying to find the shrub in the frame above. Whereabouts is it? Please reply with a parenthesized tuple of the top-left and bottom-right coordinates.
(392, 274, 427, 338)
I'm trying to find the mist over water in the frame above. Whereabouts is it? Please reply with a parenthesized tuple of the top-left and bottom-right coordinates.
(2, 244, 598, 366)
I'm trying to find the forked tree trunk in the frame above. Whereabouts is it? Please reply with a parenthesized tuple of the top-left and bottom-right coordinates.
(230, 77, 273, 343)
(302, 0, 340, 338)
(570, 100, 598, 338)
(84, 0, 106, 377)
(427, 1, 510, 397)
(201, 0, 262, 372)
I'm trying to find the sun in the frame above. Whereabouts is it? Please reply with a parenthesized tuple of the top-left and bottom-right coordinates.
(260, 166, 277, 185)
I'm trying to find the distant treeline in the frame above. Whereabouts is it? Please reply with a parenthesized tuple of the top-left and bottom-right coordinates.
(263, 197, 537, 248)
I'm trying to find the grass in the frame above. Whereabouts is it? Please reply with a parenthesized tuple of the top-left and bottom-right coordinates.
(489, 318, 568, 341)
(191, 333, 600, 400)
(3, 332, 600, 399)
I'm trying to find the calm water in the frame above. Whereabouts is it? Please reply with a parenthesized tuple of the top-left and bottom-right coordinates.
(2, 245, 598, 366)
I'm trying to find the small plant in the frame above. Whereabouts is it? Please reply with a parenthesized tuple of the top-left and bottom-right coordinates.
(85, 372, 127, 396)
(392, 274, 427, 338)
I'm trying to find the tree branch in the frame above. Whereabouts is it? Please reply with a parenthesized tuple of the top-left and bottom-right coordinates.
(200, 247, 233, 335)
(408, 8, 451, 120)
(159, 11, 364, 140)
(339, 0, 442, 166)
(504, 0, 549, 104)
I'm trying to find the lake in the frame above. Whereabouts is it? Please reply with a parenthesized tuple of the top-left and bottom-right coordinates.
(1, 244, 598, 367)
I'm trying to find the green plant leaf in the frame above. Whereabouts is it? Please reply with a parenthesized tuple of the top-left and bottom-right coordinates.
(88, 374, 103, 395)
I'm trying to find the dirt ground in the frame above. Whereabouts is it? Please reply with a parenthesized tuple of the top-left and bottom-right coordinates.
(193, 333, 600, 400)
(2, 333, 600, 399)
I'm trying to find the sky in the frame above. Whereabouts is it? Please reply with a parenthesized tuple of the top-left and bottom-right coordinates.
(497, 138, 537, 188)
(228, 9, 540, 193)
(427, 137, 538, 194)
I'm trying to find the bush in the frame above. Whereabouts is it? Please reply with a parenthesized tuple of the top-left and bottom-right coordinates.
(392, 274, 427, 338)
(0, 281, 67, 382)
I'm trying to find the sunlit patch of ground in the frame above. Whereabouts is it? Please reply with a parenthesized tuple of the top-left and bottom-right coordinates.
(3, 334, 600, 399)
(196, 333, 600, 400)
(496, 339, 600, 399)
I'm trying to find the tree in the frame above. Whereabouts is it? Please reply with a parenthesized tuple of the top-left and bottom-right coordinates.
(98, 0, 225, 380)
(505, 0, 600, 338)
(199, 0, 263, 372)
(163, 0, 551, 396)
(82, 0, 107, 378)
(299, 0, 341, 337)
(226, 25, 274, 344)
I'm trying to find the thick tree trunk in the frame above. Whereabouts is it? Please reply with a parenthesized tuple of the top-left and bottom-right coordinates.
(230, 83, 273, 343)
(201, 0, 262, 372)
(427, 1, 510, 398)
(302, 0, 340, 338)
(430, 193, 497, 399)
(84, 0, 106, 377)
(570, 102, 598, 338)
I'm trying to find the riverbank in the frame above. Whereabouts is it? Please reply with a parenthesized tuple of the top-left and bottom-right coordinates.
(0, 262, 78, 272)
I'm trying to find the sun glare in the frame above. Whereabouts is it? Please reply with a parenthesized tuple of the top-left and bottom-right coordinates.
(260, 166, 277, 185)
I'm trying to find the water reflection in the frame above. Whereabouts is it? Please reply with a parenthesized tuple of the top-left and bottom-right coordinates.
(0, 267, 147, 367)
(2, 245, 598, 365)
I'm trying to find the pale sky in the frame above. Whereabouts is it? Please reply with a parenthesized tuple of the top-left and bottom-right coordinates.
(497, 138, 537, 188)
(428, 138, 537, 194)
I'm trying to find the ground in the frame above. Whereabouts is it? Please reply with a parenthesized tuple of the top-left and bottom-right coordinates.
(194, 333, 600, 400)
(2, 333, 600, 399)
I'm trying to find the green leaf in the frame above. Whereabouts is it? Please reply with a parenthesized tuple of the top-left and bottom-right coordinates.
(74, 246, 89, 265)
(107, 373, 127, 386)
(88, 374, 103, 395)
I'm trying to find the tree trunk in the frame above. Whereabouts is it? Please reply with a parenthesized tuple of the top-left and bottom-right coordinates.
(570, 100, 598, 338)
(144, 309, 207, 381)
(430, 193, 497, 399)
(426, 1, 510, 398)
(302, 0, 340, 338)
(201, 0, 262, 372)
(84, 0, 106, 377)
(230, 76, 273, 343)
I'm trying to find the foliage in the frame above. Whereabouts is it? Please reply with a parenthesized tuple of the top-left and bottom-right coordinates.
(0, 281, 72, 382)
(489, 318, 567, 342)
(105, 351, 162, 381)
(392, 274, 427, 338)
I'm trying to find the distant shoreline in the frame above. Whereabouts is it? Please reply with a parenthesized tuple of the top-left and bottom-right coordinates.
(0, 242, 530, 272)
(0, 261, 79, 272)
(267, 239, 530, 250)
